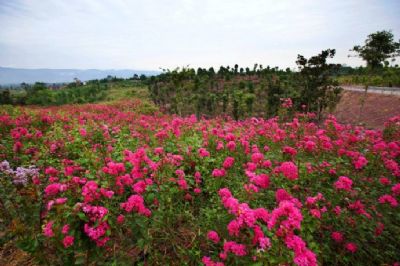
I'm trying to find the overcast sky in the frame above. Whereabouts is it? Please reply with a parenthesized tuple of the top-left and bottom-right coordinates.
(0, 0, 399, 70)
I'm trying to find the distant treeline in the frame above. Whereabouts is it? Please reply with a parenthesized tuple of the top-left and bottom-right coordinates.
(0, 75, 148, 106)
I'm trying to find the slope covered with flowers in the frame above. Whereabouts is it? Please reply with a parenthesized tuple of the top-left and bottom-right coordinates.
(0, 100, 399, 265)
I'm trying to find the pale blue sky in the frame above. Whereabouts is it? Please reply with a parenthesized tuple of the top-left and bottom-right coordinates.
(0, 0, 399, 70)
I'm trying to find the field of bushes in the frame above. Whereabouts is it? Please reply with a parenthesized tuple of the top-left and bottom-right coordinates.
(1, 99, 400, 265)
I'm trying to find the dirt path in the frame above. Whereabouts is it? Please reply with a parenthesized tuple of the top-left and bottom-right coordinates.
(342, 85, 400, 96)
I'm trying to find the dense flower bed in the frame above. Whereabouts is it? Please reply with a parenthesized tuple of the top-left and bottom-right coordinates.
(0, 100, 399, 265)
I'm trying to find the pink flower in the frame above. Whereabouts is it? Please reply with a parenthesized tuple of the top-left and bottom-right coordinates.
(177, 178, 188, 190)
(310, 209, 321, 219)
(223, 241, 247, 256)
(345, 242, 358, 253)
(285, 235, 317, 266)
(392, 183, 400, 196)
(79, 128, 87, 137)
(334, 176, 353, 191)
(251, 152, 264, 163)
(353, 156, 368, 170)
(55, 197, 67, 204)
(62, 224, 70, 234)
(283, 146, 297, 156)
(331, 231, 343, 243)
(378, 194, 398, 207)
(279, 162, 298, 180)
(227, 141, 236, 151)
(227, 220, 241, 236)
(194, 188, 202, 194)
(154, 147, 164, 155)
(117, 214, 125, 224)
(62, 236, 74, 248)
(379, 177, 391, 185)
(43, 221, 54, 237)
(212, 168, 226, 177)
(207, 231, 220, 244)
(251, 173, 270, 189)
(216, 141, 224, 151)
(120, 195, 151, 217)
(222, 157, 234, 169)
(44, 183, 67, 197)
(133, 180, 147, 194)
(304, 141, 316, 152)
(202, 256, 224, 266)
(198, 148, 210, 157)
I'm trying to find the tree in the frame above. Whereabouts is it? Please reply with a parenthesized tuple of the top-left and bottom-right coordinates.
(0, 89, 12, 105)
(296, 49, 342, 120)
(350, 30, 400, 69)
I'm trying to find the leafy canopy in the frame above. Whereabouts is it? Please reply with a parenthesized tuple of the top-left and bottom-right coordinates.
(351, 30, 400, 68)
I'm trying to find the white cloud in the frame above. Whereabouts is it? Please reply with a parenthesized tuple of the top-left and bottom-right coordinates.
(0, 0, 399, 69)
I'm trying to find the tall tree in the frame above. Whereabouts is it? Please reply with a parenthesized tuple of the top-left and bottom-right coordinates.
(350, 30, 400, 69)
(296, 49, 342, 121)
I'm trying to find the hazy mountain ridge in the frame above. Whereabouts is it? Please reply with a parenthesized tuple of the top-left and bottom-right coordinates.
(0, 67, 160, 85)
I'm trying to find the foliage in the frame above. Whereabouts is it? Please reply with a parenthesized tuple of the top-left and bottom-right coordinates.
(336, 65, 400, 87)
(148, 59, 342, 120)
(350, 30, 400, 69)
(1, 80, 149, 106)
(296, 49, 343, 120)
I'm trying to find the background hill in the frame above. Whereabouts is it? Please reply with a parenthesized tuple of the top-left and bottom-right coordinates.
(0, 67, 159, 85)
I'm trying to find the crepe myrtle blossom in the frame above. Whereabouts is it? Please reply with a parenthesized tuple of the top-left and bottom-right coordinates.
(43, 221, 55, 237)
(378, 195, 398, 207)
(331, 231, 344, 243)
(45, 183, 67, 197)
(198, 148, 210, 157)
(392, 183, 400, 195)
(207, 231, 220, 244)
(212, 168, 226, 177)
(202, 256, 224, 266)
(353, 156, 368, 170)
(62, 236, 74, 248)
(285, 235, 317, 266)
(334, 176, 353, 191)
(120, 194, 151, 217)
(222, 241, 247, 257)
(277, 161, 299, 180)
(222, 157, 235, 169)
(62, 224, 70, 234)
(345, 242, 358, 253)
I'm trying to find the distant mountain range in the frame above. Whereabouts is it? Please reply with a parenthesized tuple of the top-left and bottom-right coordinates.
(0, 67, 160, 85)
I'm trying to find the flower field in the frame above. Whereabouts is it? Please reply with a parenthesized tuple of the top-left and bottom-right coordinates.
(1, 100, 400, 265)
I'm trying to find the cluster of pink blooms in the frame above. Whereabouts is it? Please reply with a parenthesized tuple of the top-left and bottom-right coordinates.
(276, 161, 299, 180)
(120, 194, 151, 217)
(206, 188, 316, 266)
(281, 97, 293, 108)
(84, 222, 110, 247)
(378, 194, 398, 207)
(222, 157, 234, 169)
(334, 176, 353, 191)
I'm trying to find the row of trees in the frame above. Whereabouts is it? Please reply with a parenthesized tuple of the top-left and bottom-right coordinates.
(148, 49, 341, 120)
(148, 30, 400, 120)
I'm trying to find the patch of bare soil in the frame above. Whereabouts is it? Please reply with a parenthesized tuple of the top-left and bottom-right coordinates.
(0, 242, 37, 266)
(332, 90, 400, 129)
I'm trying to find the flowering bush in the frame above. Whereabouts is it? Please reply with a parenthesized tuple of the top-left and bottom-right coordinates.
(0, 101, 399, 265)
